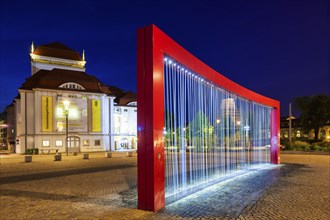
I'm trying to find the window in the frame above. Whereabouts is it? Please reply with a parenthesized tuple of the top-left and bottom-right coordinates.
(127, 101, 137, 106)
(42, 140, 50, 147)
(124, 109, 128, 112)
(83, 140, 90, 146)
(320, 130, 326, 139)
(296, 130, 301, 138)
(59, 82, 85, 90)
(95, 140, 101, 146)
(284, 131, 288, 138)
(134, 109, 137, 112)
(55, 140, 63, 147)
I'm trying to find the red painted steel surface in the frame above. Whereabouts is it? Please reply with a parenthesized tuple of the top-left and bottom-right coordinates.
(137, 24, 280, 212)
(271, 108, 281, 164)
(137, 26, 165, 212)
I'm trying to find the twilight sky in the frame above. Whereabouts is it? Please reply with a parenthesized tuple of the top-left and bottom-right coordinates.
(1, 0, 329, 116)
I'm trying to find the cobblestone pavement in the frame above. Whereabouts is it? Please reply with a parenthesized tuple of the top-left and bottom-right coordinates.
(0, 152, 329, 220)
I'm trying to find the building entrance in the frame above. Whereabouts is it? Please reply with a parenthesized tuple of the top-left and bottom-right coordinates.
(68, 136, 80, 153)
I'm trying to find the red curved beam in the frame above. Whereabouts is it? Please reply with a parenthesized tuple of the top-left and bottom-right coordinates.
(137, 24, 280, 212)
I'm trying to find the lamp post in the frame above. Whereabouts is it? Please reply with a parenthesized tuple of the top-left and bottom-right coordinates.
(289, 103, 292, 145)
(63, 100, 70, 156)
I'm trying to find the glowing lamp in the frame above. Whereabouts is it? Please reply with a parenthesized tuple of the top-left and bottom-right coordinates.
(63, 100, 70, 111)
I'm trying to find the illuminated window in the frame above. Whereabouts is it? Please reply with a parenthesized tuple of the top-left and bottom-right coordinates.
(284, 131, 288, 138)
(56, 107, 64, 117)
(320, 130, 326, 139)
(83, 140, 90, 146)
(55, 140, 63, 147)
(95, 140, 101, 146)
(296, 130, 301, 138)
(42, 140, 50, 147)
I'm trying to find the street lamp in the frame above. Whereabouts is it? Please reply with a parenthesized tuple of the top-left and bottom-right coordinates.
(63, 100, 70, 156)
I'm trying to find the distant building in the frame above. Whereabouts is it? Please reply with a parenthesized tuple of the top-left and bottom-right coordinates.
(111, 88, 137, 149)
(4, 42, 136, 153)
(5, 103, 16, 152)
(280, 116, 330, 142)
(0, 111, 7, 149)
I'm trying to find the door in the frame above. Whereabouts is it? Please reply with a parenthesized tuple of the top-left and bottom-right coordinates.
(68, 136, 80, 153)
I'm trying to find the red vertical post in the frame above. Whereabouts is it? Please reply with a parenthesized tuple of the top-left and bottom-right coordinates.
(137, 25, 165, 212)
(270, 107, 280, 164)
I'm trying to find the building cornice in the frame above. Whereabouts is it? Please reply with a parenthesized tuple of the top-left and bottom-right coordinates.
(29, 88, 116, 97)
(30, 53, 86, 69)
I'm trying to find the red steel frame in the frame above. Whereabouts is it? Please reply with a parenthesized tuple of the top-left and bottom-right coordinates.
(137, 24, 280, 212)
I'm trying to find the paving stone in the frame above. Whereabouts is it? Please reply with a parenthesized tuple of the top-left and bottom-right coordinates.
(0, 152, 329, 219)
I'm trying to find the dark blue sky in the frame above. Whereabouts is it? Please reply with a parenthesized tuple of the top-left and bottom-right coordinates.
(1, 0, 329, 116)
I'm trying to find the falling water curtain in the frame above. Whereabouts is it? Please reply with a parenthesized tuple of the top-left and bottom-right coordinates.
(164, 56, 272, 202)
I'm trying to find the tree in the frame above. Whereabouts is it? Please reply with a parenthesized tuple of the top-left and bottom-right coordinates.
(294, 95, 330, 141)
(187, 112, 213, 149)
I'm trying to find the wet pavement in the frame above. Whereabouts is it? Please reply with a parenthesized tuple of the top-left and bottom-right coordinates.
(0, 152, 329, 219)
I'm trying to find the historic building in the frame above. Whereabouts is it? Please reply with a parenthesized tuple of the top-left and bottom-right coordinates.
(4, 42, 136, 153)
(3, 103, 16, 152)
(280, 116, 330, 142)
(0, 111, 7, 149)
(111, 88, 137, 149)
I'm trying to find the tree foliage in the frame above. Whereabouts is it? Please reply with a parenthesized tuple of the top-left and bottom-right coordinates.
(294, 95, 330, 140)
(186, 112, 213, 148)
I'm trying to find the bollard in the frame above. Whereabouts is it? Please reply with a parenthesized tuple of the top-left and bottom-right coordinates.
(24, 155, 32, 162)
(54, 154, 62, 161)
(105, 152, 112, 158)
(83, 153, 89, 159)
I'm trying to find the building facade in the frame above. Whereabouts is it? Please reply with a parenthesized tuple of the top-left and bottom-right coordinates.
(113, 92, 137, 150)
(5, 42, 137, 153)
(0, 111, 7, 149)
(280, 116, 330, 142)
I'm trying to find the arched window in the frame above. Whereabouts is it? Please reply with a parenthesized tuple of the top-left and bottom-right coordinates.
(59, 82, 85, 90)
(127, 101, 137, 106)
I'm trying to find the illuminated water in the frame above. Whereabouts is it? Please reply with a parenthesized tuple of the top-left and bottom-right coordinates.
(164, 56, 272, 204)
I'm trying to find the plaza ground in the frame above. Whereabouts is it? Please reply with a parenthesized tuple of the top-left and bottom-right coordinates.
(0, 152, 329, 220)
